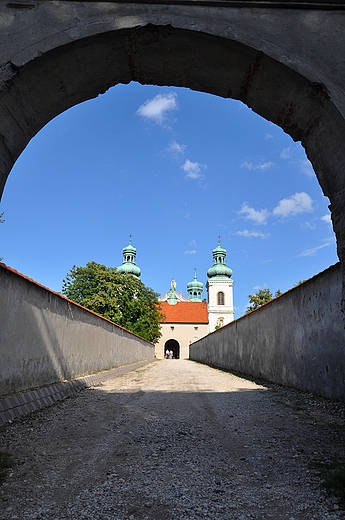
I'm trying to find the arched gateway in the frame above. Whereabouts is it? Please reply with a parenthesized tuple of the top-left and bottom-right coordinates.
(164, 339, 180, 360)
(1, 2, 345, 307)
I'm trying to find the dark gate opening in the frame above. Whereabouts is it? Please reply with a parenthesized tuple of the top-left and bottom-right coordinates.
(164, 339, 180, 360)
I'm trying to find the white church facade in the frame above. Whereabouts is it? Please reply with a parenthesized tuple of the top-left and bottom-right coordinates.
(156, 239, 235, 359)
(117, 238, 235, 359)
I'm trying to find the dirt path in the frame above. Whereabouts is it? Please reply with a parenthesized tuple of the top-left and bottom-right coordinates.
(1, 359, 344, 519)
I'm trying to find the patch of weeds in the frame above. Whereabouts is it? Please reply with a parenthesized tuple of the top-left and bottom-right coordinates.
(0, 450, 12, 484)
(314, 459, 345, 508)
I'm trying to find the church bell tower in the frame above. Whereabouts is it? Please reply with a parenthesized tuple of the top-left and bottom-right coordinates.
(206, 239, 234, 331)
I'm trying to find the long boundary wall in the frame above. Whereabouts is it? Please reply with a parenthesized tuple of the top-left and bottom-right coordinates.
(0, 263, 154, 397)
(190, 263, 345, 401)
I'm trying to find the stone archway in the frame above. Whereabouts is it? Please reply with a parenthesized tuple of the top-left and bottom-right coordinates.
(165, 339, 180, 360)
(1, 19, 345, 307)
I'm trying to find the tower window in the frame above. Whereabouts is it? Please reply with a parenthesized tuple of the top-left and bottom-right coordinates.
(217, 291, 225, 305)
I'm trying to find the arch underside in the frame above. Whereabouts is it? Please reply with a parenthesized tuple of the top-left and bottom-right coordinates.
(0, 23, 344, 303)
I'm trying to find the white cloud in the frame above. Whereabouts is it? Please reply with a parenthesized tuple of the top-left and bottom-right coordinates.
(253, 284, 265, 291)
(167, 140, 186, 156)
(298, 243, 330, 257)
(280, 147, 291, 159)
(184, 249, 197, 255)
(265, 133, 273, 139)
(241, 160, 275, 171)
(189, 239, 197, 247)
(238, 203, 269, 225)
(301, 221, 316, 230)
(321, 213, 332, 225)
(136, 93, 178, 125)
(273, 192, 314, 218)
(181, 159, 206, 180)
(235, 229, 270, 239)
(297, 159, 314, 177)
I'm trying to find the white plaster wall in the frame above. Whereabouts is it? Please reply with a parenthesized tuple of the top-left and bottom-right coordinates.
(156, 322, 209, 359)
(191, 263, 345, 401)
(0, 265, 154, 396)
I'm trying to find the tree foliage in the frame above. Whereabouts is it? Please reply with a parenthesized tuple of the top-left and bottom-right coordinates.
(294, 280, 306, 287)
(246, 287, 282, 313)
(62, 261, 164, 343)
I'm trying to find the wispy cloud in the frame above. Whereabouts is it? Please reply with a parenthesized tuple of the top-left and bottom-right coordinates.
(280, 147, 291, 159)
(280, 146, 314, 177)
(184, 249, 197, 255)
(235, 229, 270, 239)
(238, 203, 269, 225)
(136, 93, 178, 125)
(321, 213, 332, 225)
(167, 140, 186, 156)
(181, 159, 206, 180)
(301, 221, 316, 230)
(297, 159, 314, 177)
(273, 192, 314, 218)
(298, 243, 330, 257)
(241, 160, 275, 171)
(265, 133, 273, 139)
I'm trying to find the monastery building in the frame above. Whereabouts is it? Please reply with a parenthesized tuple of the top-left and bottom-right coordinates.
(117, 238, 234, 359)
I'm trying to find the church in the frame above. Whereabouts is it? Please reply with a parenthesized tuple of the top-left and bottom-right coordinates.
(117, 238, 234, 359)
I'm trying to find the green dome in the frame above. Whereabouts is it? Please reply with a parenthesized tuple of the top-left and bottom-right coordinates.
(187, 270, 203, 302)
(117, 236, 141, 278)
(207, 263, 232, 279)
(212, 243, 226, 256)
(122, 243, 136, 254)
(207, 238, 232, 280)
(117, 262, 141, 277)
(187, 273, 203, 291)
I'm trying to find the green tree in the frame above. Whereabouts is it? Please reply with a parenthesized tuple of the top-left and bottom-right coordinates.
(294, 280, 306, 287)
(246, 288, 273, 313)
(246, 287, 283, 313)
(62, 261, 164, 343)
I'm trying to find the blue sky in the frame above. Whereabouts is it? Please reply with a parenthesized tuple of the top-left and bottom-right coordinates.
(0, 82, 338, 316)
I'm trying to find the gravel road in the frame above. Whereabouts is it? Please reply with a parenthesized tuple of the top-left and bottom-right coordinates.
(1, 359, 344, 520)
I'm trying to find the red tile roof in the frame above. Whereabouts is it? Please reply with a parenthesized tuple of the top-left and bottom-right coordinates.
(159, 301, 208, 324)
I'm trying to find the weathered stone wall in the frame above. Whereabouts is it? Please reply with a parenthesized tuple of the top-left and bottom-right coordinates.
(190, 263, 345, 401)
(0, 2, 344, 307)
(0, 263, 154, 397)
